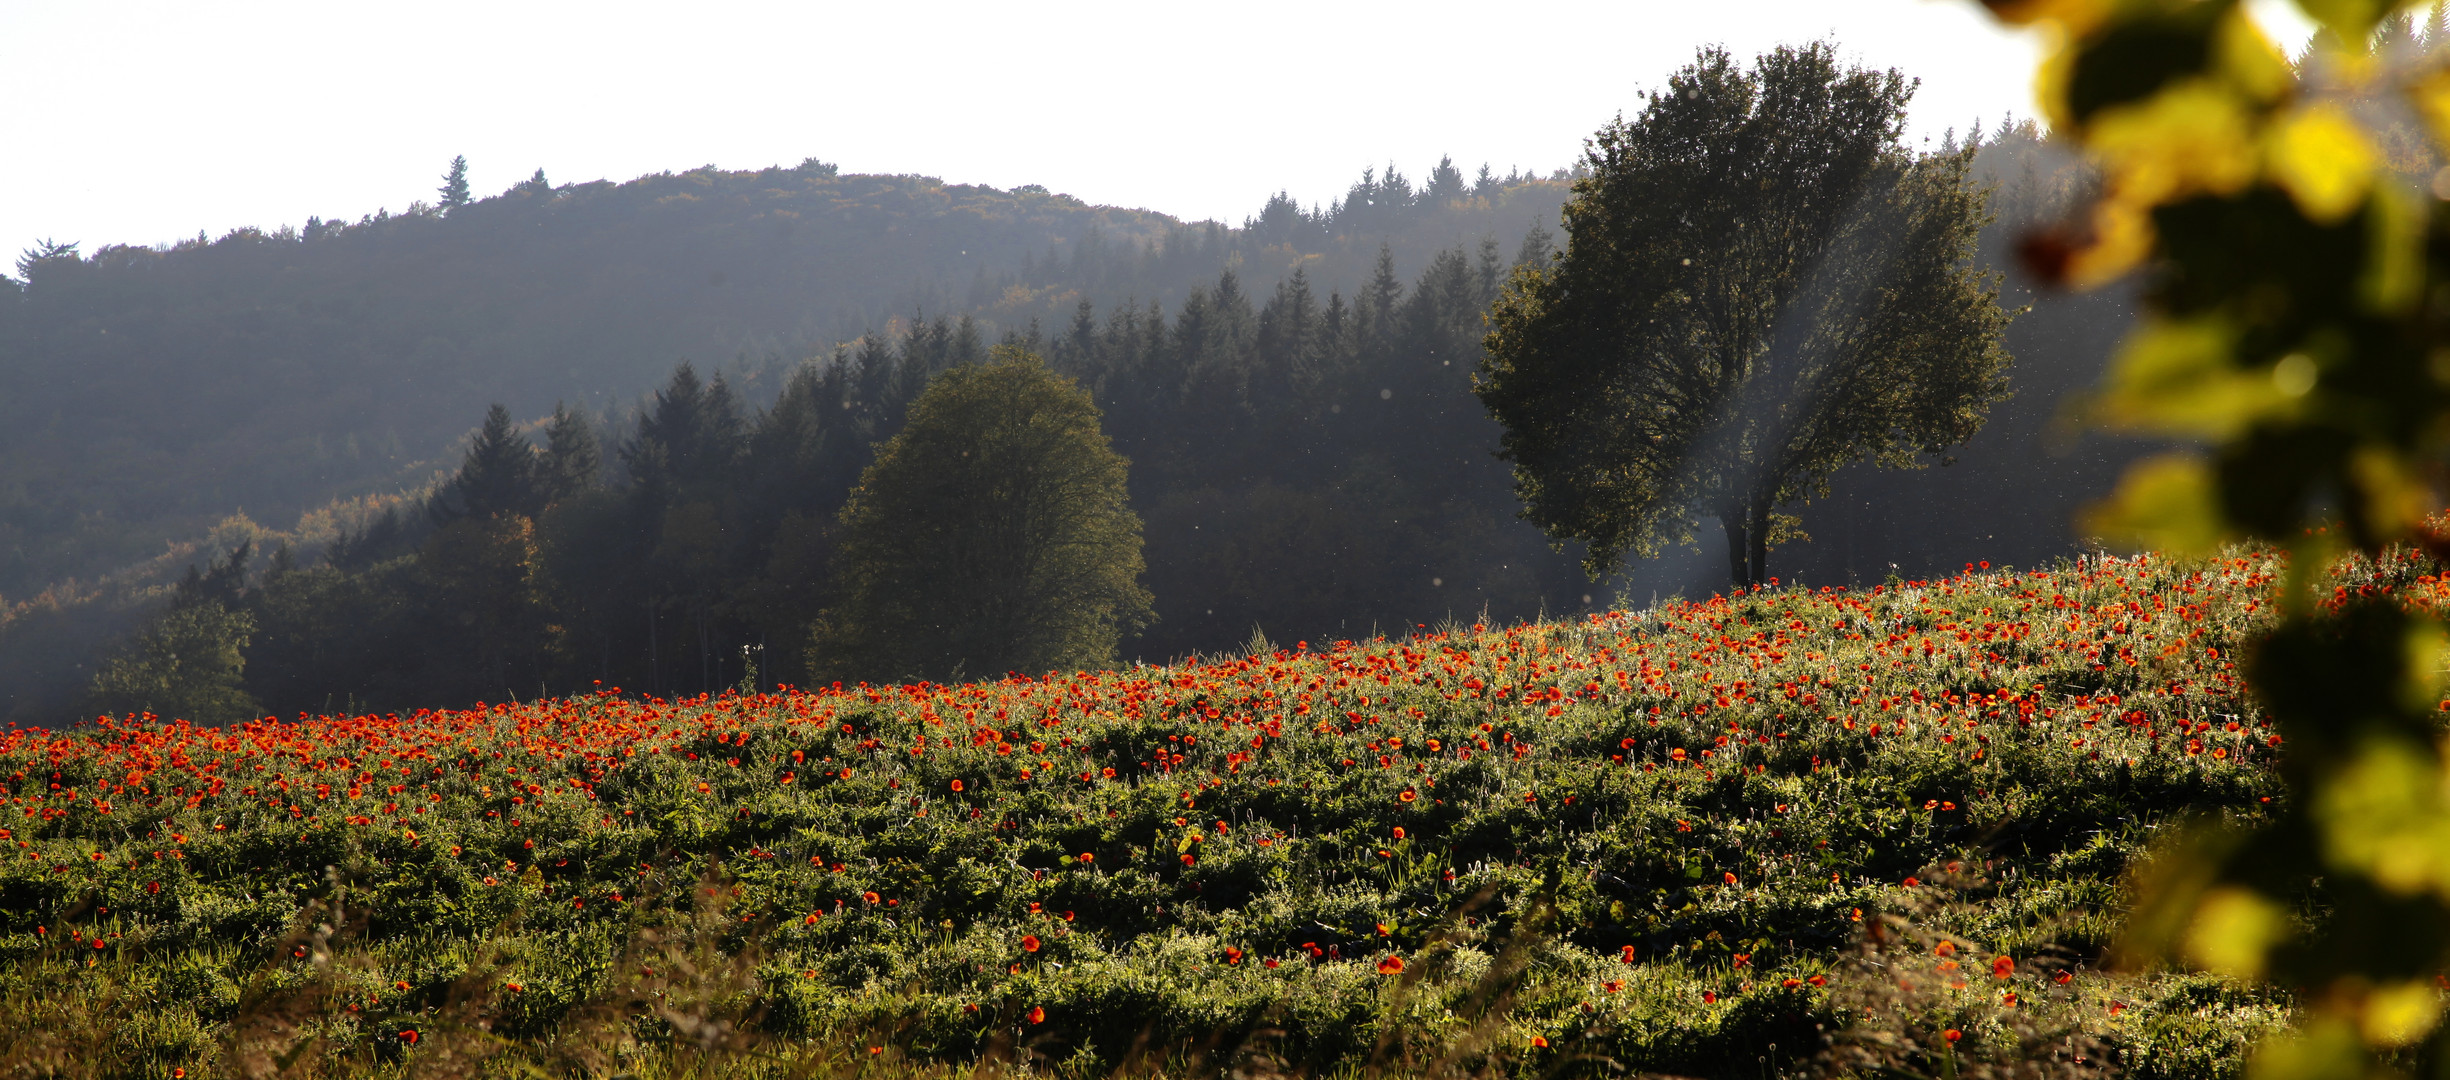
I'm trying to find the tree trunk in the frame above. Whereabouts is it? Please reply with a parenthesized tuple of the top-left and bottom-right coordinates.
(1747, 501, 1771, 589)
(1721, 512, 1750, 590)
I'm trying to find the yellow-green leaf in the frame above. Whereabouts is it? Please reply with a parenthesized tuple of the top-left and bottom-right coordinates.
(2267, 103, 2379, 225)
(2248, 1017, 2369, 1080)
(2088, 77, 2261, 207)
(2293, 0, 2401, 47)
(2082, 454, 2228, 556)
(2361, 980, 2444, 1047)
(2184, 886, 2286, 978)
(2096, 316, 2284, 437)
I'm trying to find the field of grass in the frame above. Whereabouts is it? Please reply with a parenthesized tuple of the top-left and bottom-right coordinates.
(8, 546, 2421, 1079)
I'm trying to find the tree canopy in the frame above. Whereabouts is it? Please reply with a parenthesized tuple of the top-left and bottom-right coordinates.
(1477, 42, 2012, 588)
(809, 351, 1152, 683)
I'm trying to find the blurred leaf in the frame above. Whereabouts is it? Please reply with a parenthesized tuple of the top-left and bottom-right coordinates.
(2090, 79, 2262, 206)
(2096, 315, 2285, 436)
(2266, 104, 2379, 224)
(2347, 445, 2436, 546)
(2063, 5, 2225, 126)
(2083, 454, 2230, 555)
(2248, 1017, 2370, 1080)
(2314, 734, 2450, 898)
(2293, 0, 2399, 45)
(2184, 886, 2287, 978)
(1974, 0, 2109, 31)
(2406, 65, 2450, 150)
(2360, 979, 2443, 1047)
(2115, 815, 2249, 968)
(2358, 184, 2424, 315)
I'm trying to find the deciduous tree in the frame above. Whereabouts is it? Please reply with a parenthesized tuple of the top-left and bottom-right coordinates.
(1477, 42, 2011, 588)
(810, 350, 1151, 681)
(89, 599, 260, 724)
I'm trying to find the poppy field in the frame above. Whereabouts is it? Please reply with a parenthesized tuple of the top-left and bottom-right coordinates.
(3, 545, 2415, 1079)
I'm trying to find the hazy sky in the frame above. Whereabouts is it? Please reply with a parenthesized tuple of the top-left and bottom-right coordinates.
(1, 1, 2320, 268)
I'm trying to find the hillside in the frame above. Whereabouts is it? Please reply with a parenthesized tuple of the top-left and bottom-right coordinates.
(0, 160, 1575, 604)
(0, 129, 2162, 729)
(0, 542, 2371, 1078)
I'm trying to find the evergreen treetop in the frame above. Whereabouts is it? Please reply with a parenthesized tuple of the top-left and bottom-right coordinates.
(439, 155, 471, 210)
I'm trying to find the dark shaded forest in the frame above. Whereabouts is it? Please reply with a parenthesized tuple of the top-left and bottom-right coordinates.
(0, 158, 1571, 600)
(2, 128, 2140, 724)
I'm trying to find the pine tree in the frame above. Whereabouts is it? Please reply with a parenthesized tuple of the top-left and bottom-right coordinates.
(439, 155, 472, 210)
(432, 404, 542, 522)
(1513, 225, 1555, 270)
(1425, 155, 1467, 206)
(622, 364, 746, 501)
(541, 404, 601, 502)
(1256, 268, 1324, 392)
(173, 541, 252, 611)
(1361, 245, 1405, 354)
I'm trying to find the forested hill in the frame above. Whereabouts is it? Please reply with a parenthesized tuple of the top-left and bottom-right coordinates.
(0, 130, 2145, 727)
(0, 158, 1575, 600)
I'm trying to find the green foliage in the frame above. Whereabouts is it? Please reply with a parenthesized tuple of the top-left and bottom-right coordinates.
(538, 403, 600, 502)
(428, 404, 544, 523)
(1967, 2, 2450, 1077)
(1477, 43, 2012, 589)
(812, 352, 1153, 683)
(1, 548, 2322, 1077)
(86, 600, 261, 725)
(0, 160, 1566, 606)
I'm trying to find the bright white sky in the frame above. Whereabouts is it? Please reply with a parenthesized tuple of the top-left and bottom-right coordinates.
(0, 1, 2323, 268)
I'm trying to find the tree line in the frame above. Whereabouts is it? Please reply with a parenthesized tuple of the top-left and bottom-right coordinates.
(87, 230, 1585, 720)
(74, 107, 2158, 725)
(0, 157, 1571, 606)
(17, 58, 2194, 727)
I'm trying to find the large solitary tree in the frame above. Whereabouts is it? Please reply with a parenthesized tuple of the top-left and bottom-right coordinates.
(808, 350, 1153, 682)
(1477, 42, 2012, 589)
